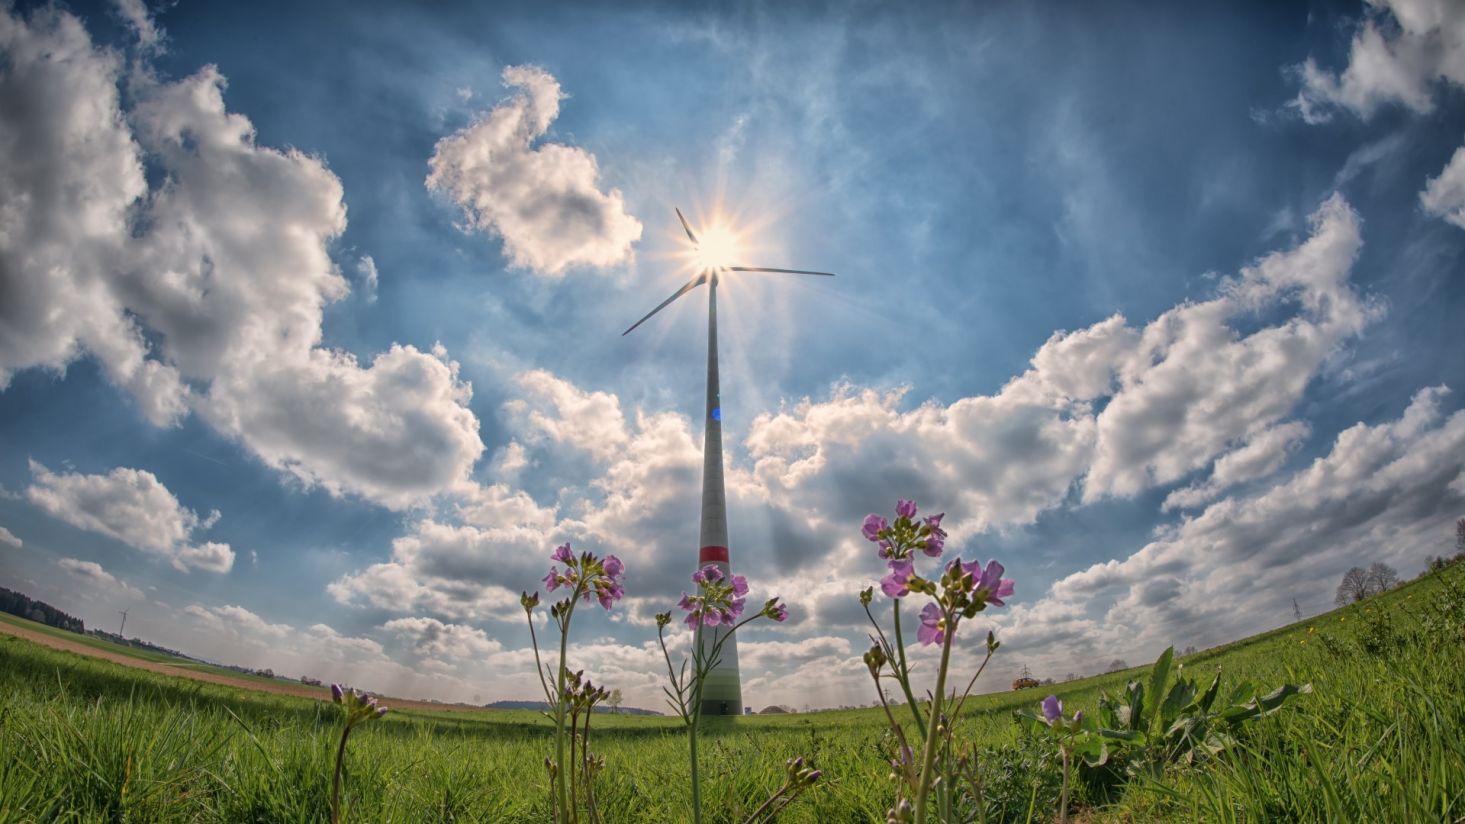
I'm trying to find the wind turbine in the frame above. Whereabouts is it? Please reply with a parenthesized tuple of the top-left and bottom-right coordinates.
(624, 208, 834, 716)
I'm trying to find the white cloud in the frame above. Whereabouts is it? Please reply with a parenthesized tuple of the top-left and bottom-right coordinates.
(0, 5, 186, 426)
(743, 195, 1371, 532)
(26, 461, 235, 573)
(0, 7, 486, 509)
(1290, 0, 1465, 123)
(356, 255, 380, 303)
(57, 557, 143, 599)
(1420, 142, 1465, 227)
(382, 616, 503, 660)
(0, 526, 19, 548)
(1002, 386, 1465, 677)
(328, 507, 553, 619)
(426, 64, 643, 277)
(110, 0, 160, 52)
(1162, 421, 1311, 510)
(1289, 0, 1465, 230)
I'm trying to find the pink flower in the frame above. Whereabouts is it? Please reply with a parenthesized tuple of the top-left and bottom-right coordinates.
(880, 558, 915, 598)
(603, 555, 624, 578)
(692, 564, 724, 585)
(960, 558, 1015, 607)
(544, 568, 562, 591)
(1042, 694, 1062, 724)
(862, 514, 889, 542)
(553, 543, 574, 564)
(896, 499, 918, 519)
(921, 513, 946, 557)
(731, 575, 749, 597)
(916, 602, 945, 646)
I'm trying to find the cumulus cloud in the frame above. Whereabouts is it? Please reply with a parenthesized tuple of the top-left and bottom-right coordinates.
(1290, 0, 1465, 123)
(0, 525, 20, 548)
(57, 557, 143, 599)
(1001, 386, 1465, 677)
(0, 6, 484, 509)
(0, 5, 186, 425)
(426, 65, 643, 276)
(745, 194, 1371, 532)
(328, 487, 558, 618)
(26, 462, 234, 573)
(382, 616, 503, 661)
(1162, 421, 1311, 510)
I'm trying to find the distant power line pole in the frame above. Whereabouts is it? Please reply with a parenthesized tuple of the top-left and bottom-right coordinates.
(1293, 598, 1301, 622)
(118, 610, 128, 637)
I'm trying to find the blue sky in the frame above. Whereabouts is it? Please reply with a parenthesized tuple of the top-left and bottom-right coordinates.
(2, 0, 1464, 708)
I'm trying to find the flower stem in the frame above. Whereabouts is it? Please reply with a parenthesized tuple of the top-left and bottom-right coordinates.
(554, 596, 581, 824)
(689, 622, 705, 824)
(892, 600, 927, 737)
(330, 724, 351, 824)
(1058, 747, 1070, 824)
(911, 613, 954, 824)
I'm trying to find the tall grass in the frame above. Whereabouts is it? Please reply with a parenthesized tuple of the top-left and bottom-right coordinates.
(1, 563, 1461, 822)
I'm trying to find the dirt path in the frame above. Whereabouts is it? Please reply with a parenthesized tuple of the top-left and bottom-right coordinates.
(0, 620, 482, 713)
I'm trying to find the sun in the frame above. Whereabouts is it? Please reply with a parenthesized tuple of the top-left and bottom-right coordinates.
(692, 224, 743, 271)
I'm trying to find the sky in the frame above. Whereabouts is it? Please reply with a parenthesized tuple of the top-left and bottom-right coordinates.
(2, 0, 1465, 711)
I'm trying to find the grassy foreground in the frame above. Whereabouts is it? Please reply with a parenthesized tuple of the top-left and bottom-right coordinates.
(1, 564, 1463, 822)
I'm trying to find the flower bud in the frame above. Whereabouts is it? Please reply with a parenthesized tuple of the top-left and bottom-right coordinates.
(655, 611, 672, 629)
(860, 586, 874, 607)
(864, 644, 888, 675)
(521, 591, 540, 611)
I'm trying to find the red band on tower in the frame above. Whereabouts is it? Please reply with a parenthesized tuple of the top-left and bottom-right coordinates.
(699, 545, 729, 564)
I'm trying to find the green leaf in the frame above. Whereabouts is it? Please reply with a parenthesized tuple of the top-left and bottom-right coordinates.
(1127, 681, 1146, 733)
(1196, 671, 1222, 714)
(1144, 647, 1174, 733)
(1098, 728, 1146, 745)
(1159, 678, 1195, 729)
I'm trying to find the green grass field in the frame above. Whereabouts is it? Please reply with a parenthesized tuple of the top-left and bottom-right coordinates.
(0, 612, 317, 689)
(2, 564, 1463, 822)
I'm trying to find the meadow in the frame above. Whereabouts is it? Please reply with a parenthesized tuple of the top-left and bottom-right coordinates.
(1, 562, 1462, 823)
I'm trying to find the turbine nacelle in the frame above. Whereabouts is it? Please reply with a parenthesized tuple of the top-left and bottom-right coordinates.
(622, 208, 836, 336)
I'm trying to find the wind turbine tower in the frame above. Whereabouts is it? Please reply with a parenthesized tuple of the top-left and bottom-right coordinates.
(624, 208, 834, 715)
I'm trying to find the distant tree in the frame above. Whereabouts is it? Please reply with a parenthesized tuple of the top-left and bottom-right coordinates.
(1106, 658, 1128, 673)
(1064, 672, 1077, 682)
(1336, 566, 1371, 606)
(607, 688, 623, 714)
(1366, 562, 1399, 594)
(1457, 517, 1465, 553)
(1181, 645, 1198, 656)
(1293, 598, 1302, 621)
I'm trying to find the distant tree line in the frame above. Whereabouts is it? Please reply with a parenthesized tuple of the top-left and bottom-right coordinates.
(0, 587, 84, 633)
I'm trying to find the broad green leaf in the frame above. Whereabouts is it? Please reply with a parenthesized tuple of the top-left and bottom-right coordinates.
(1196, 671, 1222, 713)
(1127, 682, 1145, 733)
(1144, 647, 1174, 733)
(1160, 678, 1195, 729)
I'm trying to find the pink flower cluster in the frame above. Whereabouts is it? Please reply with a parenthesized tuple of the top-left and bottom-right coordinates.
(542, 542, 625, 610)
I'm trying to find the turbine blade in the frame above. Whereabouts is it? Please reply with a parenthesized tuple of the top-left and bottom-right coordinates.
(622, 274, 706, 336)
(675, 208, 699, 244)
(727, 266, 836, 277)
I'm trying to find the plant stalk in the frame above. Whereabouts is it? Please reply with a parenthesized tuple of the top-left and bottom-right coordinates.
(330, 725, 351, 824)
(912, 612, 954, 824)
